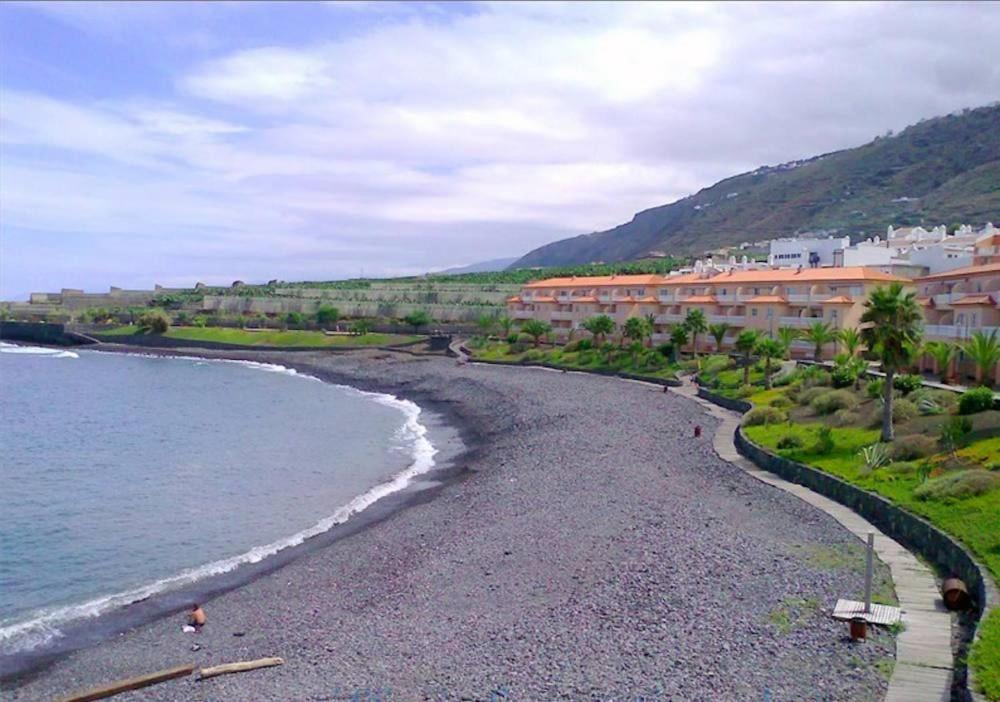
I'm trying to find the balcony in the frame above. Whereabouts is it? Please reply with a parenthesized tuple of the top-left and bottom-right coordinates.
(655, 313, 685, 324)
(932, 293, 954, 306)
(778, 316, 824, 328)
(786, 294, 812, 303)
(512, 309, 534, 319)
(924, 324, 1000, 340)
(550, 311, 575, 321)
(707, 315, 732, 324)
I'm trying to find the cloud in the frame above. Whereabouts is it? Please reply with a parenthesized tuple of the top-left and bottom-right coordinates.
(2, 1, 1000, 297)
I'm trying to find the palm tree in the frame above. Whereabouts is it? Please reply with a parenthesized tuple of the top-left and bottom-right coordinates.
(802, 320, 838, 362)
(582, 315, 615, 346)
(684, 309, 708, 357)
(923, 340, 957, 384)
(496, 316, 515, 339)
(669, 325, 689, 361)
(709, 322, 730, 353)
(520, 319, 552, 348)
(734, 329, 760, 386)
(838, 327, 863, 358)
(860, 283, 923, 442)
(962, 329, 1000, 387)
(476, 314, 496, 339)
(754, 337, 784, 389)
(623, 316, 652, 347)
(776, 327, 799, 359)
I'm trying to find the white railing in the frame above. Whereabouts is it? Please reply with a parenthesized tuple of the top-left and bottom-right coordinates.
(512, 309, 534, 319)
(550, 311, 575, 321)
(707, 315, 731, 324)
(658, 292, 675, 302)
(932, 294, 954, 306)
(778, 316, 823, 328)
(655, 314, 685, 324)
(786, 294, 812, 303)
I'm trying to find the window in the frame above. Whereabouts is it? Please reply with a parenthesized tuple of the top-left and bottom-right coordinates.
(751, 308, 758, 317)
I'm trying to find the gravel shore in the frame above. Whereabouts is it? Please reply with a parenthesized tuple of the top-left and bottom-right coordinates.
(4, 348, 894, 701)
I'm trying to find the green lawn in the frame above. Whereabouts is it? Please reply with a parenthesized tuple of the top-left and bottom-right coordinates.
(98, 326, 420, 348)
(742, 386, 1000, 700)
(470, 340, 680, 381)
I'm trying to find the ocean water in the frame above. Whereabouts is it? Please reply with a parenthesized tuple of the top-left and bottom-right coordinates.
(0, 344, 438, 658)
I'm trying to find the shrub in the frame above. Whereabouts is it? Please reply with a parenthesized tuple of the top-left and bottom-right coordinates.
(350, 319, 373, 335)
(914, 470, 1000, 501)
(523, 349, 545, 362)
(892, 398, 918, 424)
(812, 426, 835, 455)
(887, 461, 919, 476)
(656, 342, 675, 359)
(193, 315, 208, 328)
(959, 386, 996, 415)
(800, 368, 832, 389)
(576, 338, 593, 351)
(889, 434, 938, 461)
(734, 384, 756, 399)
(895, 374, 924, 395)
(507, 333, 520, 344)
(926, 389, 959, 412)
(831, 365, 858, 388)
(285, 311, 306, 327)
(939, 416, 973, 452)
(810, 389, 859, 415)
(742, 406, 787, 426)
(773, 371, 801, 387)
(777, 434, 803, 450)
(770, 395, 794, 410)
(797, 386, 829, 407)
(577, 349, 596, 365)
(830, 409, 860, 427)
(866, 378, 884, 399)
(563, 340, 583, 353)
(136, 309, 170, 334)
(917, 397, 942, 416)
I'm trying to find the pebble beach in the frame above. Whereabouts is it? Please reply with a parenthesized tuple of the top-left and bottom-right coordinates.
(3, 348, 895, 701)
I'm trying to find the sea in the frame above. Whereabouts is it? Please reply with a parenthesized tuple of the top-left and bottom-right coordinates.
(0, 343, 448, 670)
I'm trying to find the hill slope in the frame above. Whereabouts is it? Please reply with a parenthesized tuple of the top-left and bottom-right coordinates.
(513, 104, 1000, 268)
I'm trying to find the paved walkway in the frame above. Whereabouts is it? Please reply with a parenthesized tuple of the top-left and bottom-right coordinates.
(671, 380, 953, 702)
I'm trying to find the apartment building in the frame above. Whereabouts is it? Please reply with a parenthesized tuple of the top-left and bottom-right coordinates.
(507, 267, 910, 358)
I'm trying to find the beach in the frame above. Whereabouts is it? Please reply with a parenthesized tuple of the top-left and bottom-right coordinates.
(4, 347, 894, 701)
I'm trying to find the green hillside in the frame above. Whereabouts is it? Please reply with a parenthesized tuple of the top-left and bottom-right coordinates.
(513, 103, 1000, 267)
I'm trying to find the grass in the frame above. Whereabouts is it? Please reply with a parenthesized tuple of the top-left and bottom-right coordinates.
(98, 325, 420, 348)
(470, 341, 680, 381)
(743, 387, 1000, 700)
(767, 596, 821, 635)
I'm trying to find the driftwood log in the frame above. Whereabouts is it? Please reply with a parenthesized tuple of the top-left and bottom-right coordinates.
(56, 663, 195, 702)
(197, 656, 284, 681)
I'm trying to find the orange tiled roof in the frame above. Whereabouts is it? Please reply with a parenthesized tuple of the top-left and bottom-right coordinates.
(524, 274, 665, 289)
(915, 262, 1000, 282)
(951, 294, 995, 306)
(573, 296, 599, 303)
(637, 295, 660, 303)
(506, 296, 523, 303)
(917, 296, 933, 307)
(744, 295, 787, 303)
(532, 295, 556, 303)
(821, 295, 855, 304)
(683, 294, 718, 303)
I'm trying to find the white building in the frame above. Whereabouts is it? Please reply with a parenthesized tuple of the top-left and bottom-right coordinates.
(768, 235, 850, 268)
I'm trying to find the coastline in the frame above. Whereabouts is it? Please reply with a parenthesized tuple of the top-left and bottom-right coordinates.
(5, 345, 897, 700)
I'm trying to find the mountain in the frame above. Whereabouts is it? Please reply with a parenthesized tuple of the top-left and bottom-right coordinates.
(437, 257, 520, 274)
(512, 103, 1000, 268)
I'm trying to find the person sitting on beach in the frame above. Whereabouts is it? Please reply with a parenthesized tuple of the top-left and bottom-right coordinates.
(188, 604, 207, 630)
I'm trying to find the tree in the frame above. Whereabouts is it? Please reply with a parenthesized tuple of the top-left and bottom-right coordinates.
(623, 317, 652, 349)
(923, 340, 957, 384)
(403, 310, 431, 333)
(684, 309, 708, 357)
(476, 314, 496, 339)
(582, 315, 615, 346)
(776, 327, 799, 359)
(136, 309, 170, 334)
(838, 327, 863, 358)
(521, 319, 552, 347)
(734, 329, 760, 385)
(802, 320, 837, 362)
(350, 319, 373, 336)
(285, 311, 306, 328)
(669, 325, 689, 360)
(496, 316, 514, 338)
(860, 283, 923, 441)
(316, 305, 340, 328)
(709, 322, 730, 353)
(962, 329, 1000, 387)
(754, 337, 784, 389)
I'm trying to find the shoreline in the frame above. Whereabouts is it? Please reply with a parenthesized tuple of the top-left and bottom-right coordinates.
(4, 344, 897, 700)
(0, 344, 473, 683)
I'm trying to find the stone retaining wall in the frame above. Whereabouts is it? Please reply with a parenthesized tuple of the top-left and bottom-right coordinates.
(467, 352, 682, 387)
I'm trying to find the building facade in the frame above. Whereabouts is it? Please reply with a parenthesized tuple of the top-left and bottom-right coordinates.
(507, 267, 910, 358)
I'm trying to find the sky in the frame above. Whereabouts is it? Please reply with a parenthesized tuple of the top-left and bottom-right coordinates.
(2, 2, 999, 298)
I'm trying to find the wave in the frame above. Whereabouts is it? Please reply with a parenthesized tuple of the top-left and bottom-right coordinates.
(0, 342, 78, 359)
(0, 356, 438, 657)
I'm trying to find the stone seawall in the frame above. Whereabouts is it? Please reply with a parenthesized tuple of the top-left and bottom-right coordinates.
(0, 321, 97, 346)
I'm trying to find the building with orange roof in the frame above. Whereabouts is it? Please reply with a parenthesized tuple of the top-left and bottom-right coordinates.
(507, 266, 913, 358)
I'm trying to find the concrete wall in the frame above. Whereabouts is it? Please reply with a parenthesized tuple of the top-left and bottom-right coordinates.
(0, 321, 96, 346)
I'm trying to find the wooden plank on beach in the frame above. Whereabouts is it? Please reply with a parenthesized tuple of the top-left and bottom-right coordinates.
(56, 663, 195, 702)
(197, 656, 284, 681)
